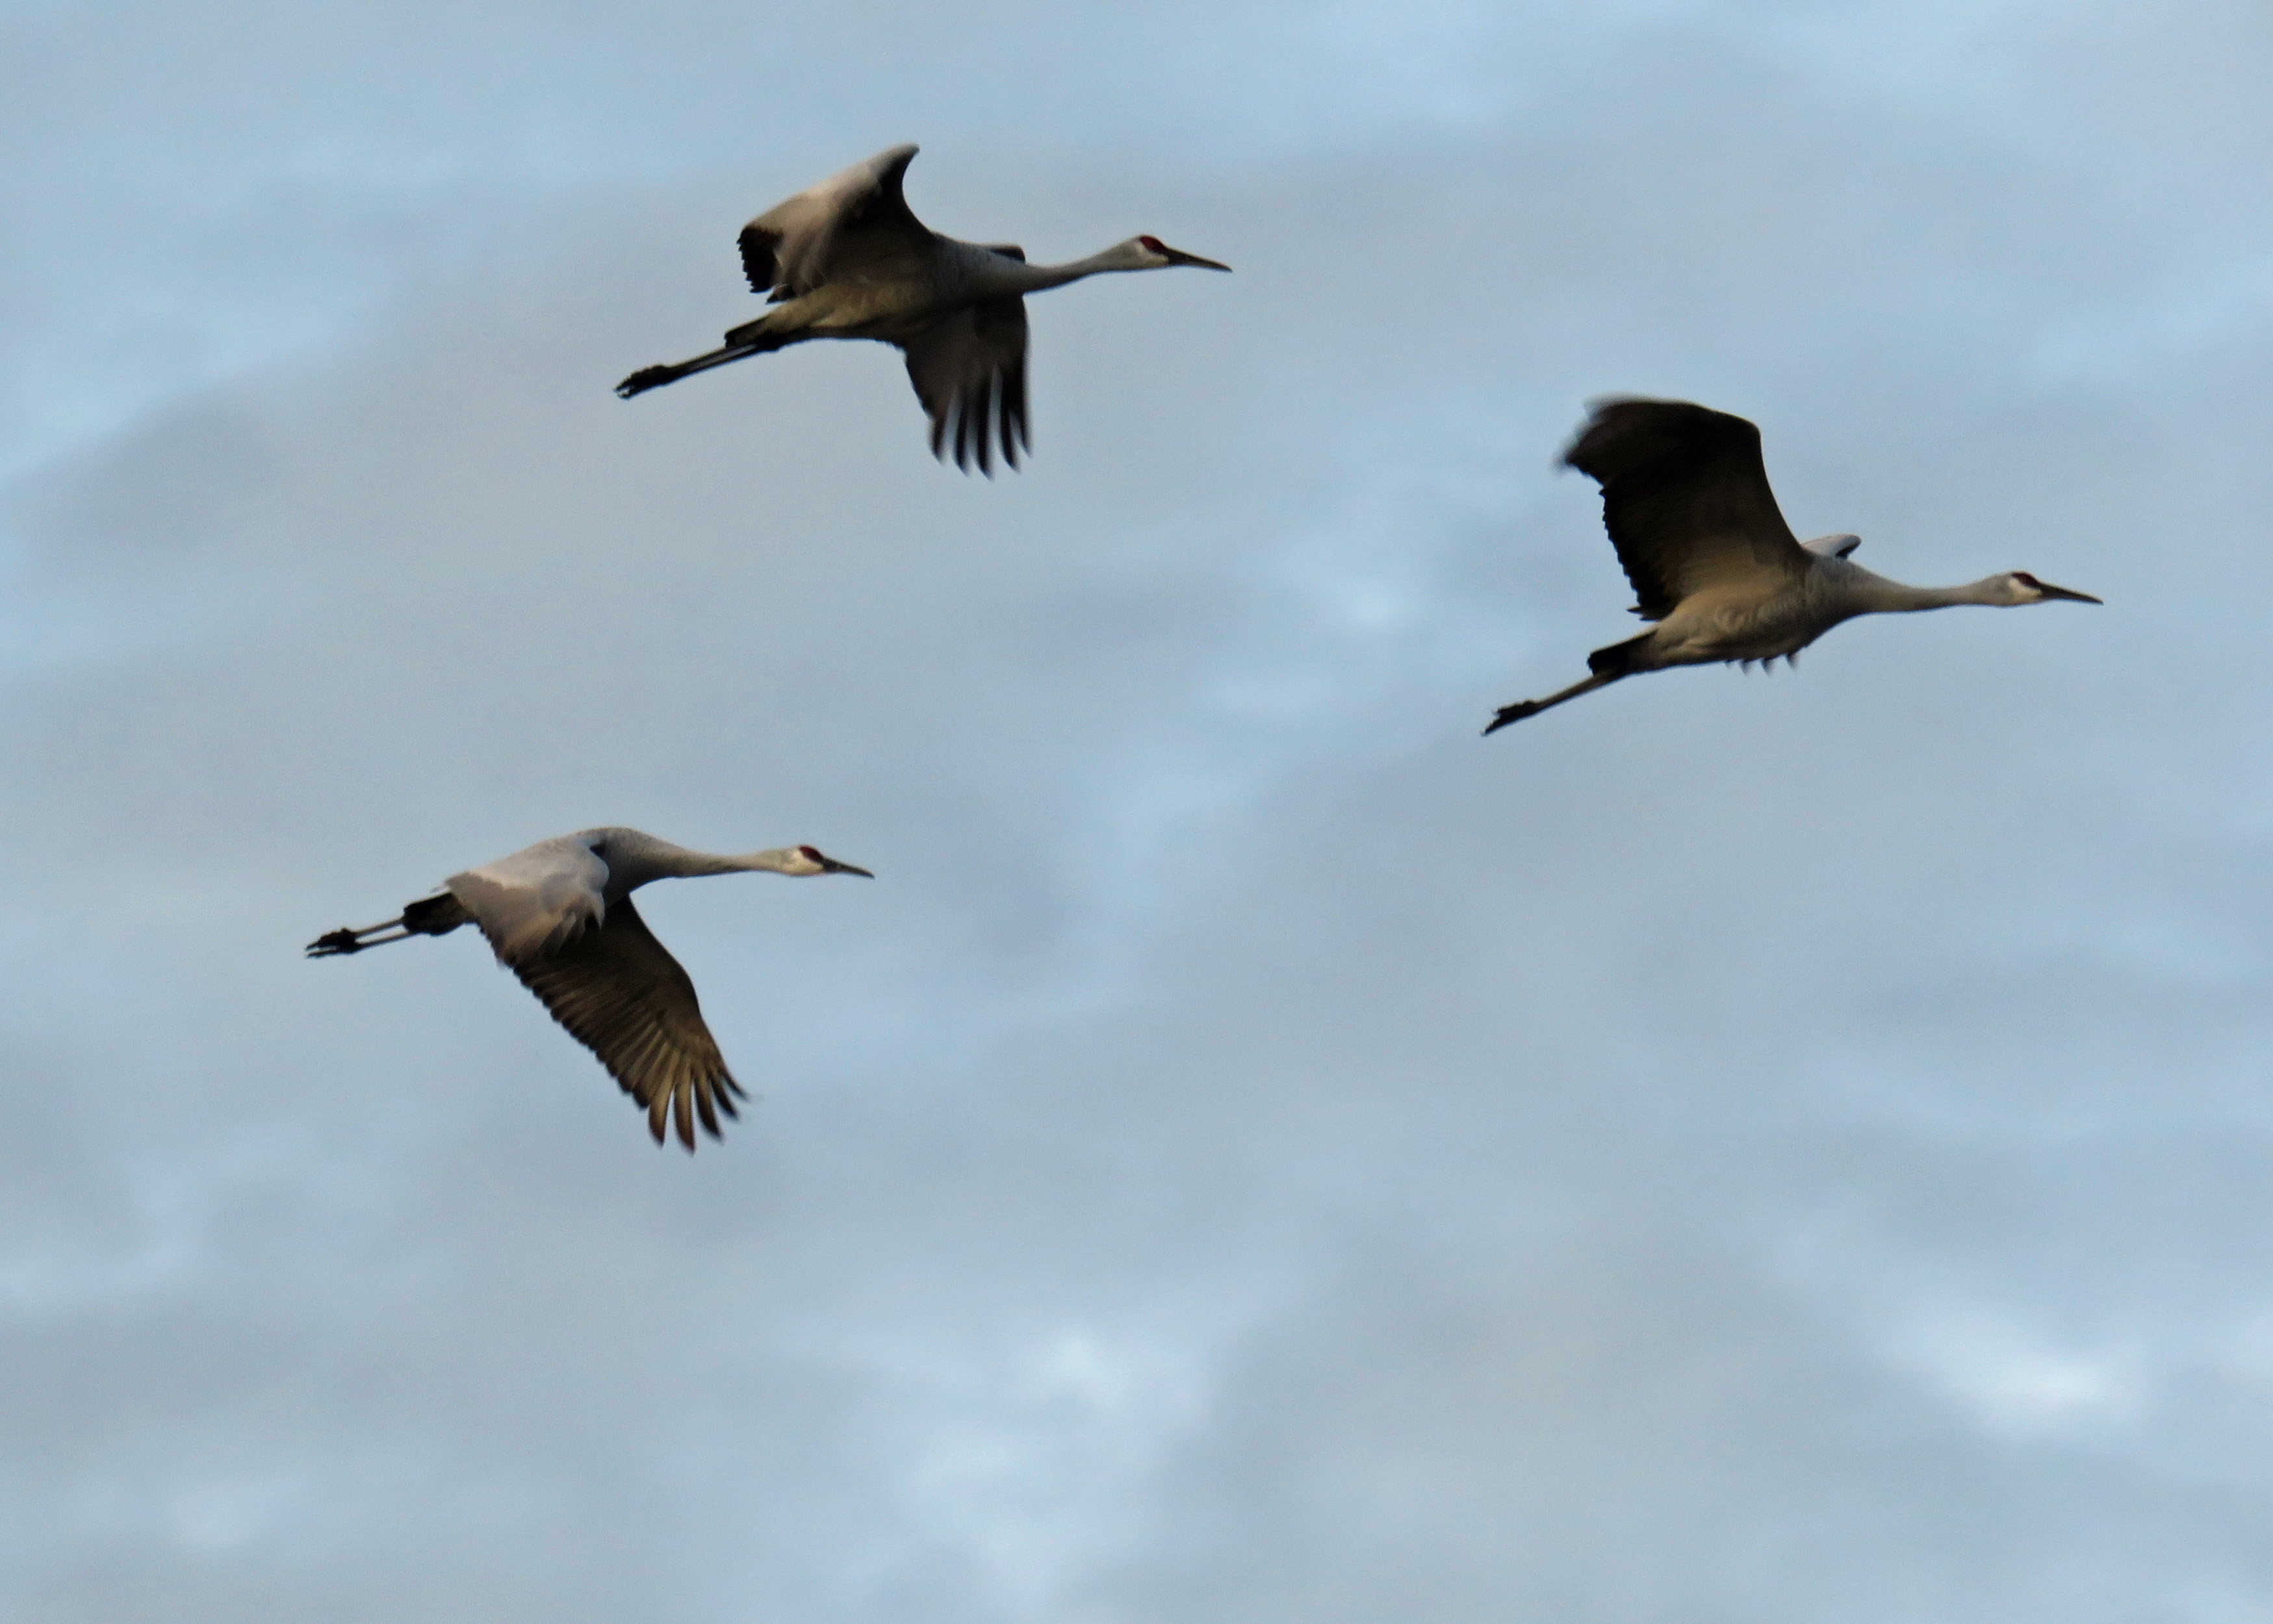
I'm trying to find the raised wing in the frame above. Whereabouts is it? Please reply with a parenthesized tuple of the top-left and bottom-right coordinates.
(901, 281, 1030, 475)
(507, 897, 746, 1151)
(1563, 400, 1812, 621)
(447, 834, 608, 962)
(739, 143, 928, 299)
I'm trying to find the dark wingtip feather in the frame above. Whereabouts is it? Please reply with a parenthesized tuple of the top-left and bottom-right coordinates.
(1561, 397, 1764, 485)
(674, 1081, 697, 1152)
(1000, 370, 1028, 470)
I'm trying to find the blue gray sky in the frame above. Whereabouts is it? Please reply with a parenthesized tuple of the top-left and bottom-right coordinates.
(5, 2, 2272, 1619)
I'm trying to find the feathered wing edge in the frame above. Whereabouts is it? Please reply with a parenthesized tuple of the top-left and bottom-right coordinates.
(902, 292, 1031, 475)
(1561, 398, 1808, 621)
(897, 244, 1031, 474)
(491, 896, 749, 1152)
(739, 144, 923, 299)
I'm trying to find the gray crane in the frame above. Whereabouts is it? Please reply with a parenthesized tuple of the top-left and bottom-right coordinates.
(615, 144, 1231, 472)
(1485, 399, 2101, 734)
(308, 829, 872, 1150)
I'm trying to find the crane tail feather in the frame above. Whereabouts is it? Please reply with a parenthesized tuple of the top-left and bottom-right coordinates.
(1586, 632, 1654, 677)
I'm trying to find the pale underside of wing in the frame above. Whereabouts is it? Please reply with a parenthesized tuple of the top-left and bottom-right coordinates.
(1562, 399, 1813, 621)
(901, 281, 1030, 474)
(504, 896, 745, 1151)
(739, 142, 931, 300)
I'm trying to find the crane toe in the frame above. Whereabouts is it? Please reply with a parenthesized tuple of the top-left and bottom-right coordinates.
(1483, 702, 1540, 735)
(615, 365, 679, 399)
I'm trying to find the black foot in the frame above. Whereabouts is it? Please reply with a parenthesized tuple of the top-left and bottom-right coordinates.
(616, 365, 678, 399)
(306, 928, 363, 957)
(1483, 702, 1539, 736)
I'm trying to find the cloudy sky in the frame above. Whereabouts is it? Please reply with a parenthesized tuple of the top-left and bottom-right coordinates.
(5, 1, 2272, 1619)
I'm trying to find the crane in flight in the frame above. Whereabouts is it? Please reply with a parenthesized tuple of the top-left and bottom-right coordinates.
(614, 144, 1231, 474)
(1485, 399, 2101, 734)
(308, 829, 873, 1150)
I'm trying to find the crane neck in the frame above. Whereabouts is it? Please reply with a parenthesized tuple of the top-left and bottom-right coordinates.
(968, 245, 1148, 297)
(589, 830, 804, 888)
(1833, 564, 2008, 614)
(658, 847, 808, 879)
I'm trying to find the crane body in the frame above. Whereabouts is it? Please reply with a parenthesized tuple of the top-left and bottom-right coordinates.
(308, 828, 872, 1150)
(1486, 400, 2101, 733)
(616, 144, 1231, 472)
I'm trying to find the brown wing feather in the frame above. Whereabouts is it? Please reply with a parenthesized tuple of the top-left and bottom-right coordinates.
(507, 896, 747, 1152)
(1561, 399, 1812, 621)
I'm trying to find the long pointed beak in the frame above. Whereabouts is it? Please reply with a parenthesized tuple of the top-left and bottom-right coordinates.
(1160, 245, 1231, 271)
(823, 859, 875, 878)
(2038, 582, 2103, 604)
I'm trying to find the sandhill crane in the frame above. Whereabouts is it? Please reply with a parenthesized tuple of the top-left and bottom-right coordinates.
(307, 829, 873, 1150)
(615, 144, 1231, 473)
(1484, 399, 2101, 734)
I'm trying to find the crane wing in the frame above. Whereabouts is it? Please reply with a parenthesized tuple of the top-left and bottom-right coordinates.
(1562, 399, 1812, 621)
(446, 834, 609, 962)
(739, 143, 929, 299)
(504, 896, 746, 1151)
(901, 283, 1031, 474)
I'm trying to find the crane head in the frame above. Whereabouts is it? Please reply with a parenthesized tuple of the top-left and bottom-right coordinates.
(788, 845, 875, 878)
(2005, 571, 2103, 606)
(1133, 235, 1232, 272)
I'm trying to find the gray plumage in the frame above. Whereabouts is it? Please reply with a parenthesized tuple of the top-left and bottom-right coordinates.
(308, 828, 872, 1151)
(1484, 399, 2102, 734)
(616, 144, 1231, 473)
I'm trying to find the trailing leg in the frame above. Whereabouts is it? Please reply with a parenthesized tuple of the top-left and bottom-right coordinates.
(306, 892, 470, 957)
(307, 918, 409, 956)
(1483, 671, 1623, 734)
(1483, 632, 1654, 735)
(616, 319, 800, 398)
(616, 342, 762, 398)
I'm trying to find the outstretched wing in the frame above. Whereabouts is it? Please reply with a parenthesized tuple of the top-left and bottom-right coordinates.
(901, 262, 1029, 475)
(739, 143, 930, 299)
(506, 897, 746, 1152)
(1562, 399, 1812, 621)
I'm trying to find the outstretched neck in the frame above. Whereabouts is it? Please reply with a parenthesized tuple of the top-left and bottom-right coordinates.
(1841, 567, 2009, 614)
(594, 830, 803, 887)
(981, 246, 1145, 296)
(663, 847, 810, 878)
